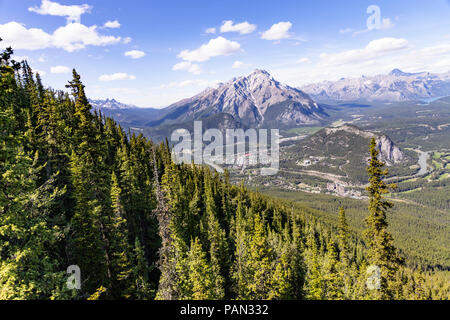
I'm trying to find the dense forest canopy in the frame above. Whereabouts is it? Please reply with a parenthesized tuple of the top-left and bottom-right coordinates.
(0, 42, 448, 300)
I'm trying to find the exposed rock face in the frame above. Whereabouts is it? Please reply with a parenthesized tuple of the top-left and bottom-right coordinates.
(300, 69, 450, 102)
(326, 125, 404, 164)
(152, 69, 326, 127)
(376, 135, 405, 164)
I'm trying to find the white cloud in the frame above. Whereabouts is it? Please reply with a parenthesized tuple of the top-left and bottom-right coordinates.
(103, 20, 121, 29)
(296, 57, 310, 64)
(261, 22, 292, 40)
(220, 20, 256, 35)
(172, 61, 202, 75)
(178, 36, 241, 62)
(205, 27, 216, 34)
(319, 37, 409, 66)
(50, 65, 70, 74)
(125, 50, 146, 59)
(99, 73, 136, 81)
(28, 0, 92, 23)
(0, 22, 52, 50)
(123, 37, 132, 44)
(402, 43, 450, 71)
(339, 28, 354, 34)
(52, 23, 122, 52)
(232, 61, 251, 69)
(0, 21, 122, 52)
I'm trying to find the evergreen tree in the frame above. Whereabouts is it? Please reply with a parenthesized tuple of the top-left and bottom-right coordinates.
(178, 238, 218, 300)
(305, 231, 324, 300)
(365, 138, 401, 299)
(0, 45, 68, 299)
(204, 171, 227, 299)
(337, 207, 353, 298)
(244, 211, 274, 299)
(323, 239, 343, 299)
(154, 148, 178, 300)
(131, 238, 154, 299)
(66, 70, 125, 297)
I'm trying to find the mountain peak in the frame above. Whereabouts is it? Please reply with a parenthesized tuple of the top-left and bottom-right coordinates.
(251, 68, 271, 76)
(158, 70, 325, 127)
(389, 68, 419, 77)
(389, 68, 406, 76)
(245, 69, 273, 81)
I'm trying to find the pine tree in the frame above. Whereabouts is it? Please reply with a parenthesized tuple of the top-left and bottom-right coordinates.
(153, 147, 178, 300)
(231, 197, 250, 299)
(337, 207, 353, 298)
(245, 211, 274, 299)
(131, 238, 154, 299)
(323, 239, 343, 299)
(268, 224, 295, 299)
(365, 138, 401, 299)
(0, 45, 68, 299)
(108, 171, 135, 298)
(290, 216, 306, 299)
(204, 171, 227, 299)
(178, 238, 219, 300)
(66, 70, 119, 297)
(306, 231, 324, 300)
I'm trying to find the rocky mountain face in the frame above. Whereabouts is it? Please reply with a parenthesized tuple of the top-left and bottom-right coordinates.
(281, 124, 407, 185)
(149, 69, 326, 128)
(300, 69, 450, 102)
(285, 124, 405, 168)
(323, 125, 404, 164)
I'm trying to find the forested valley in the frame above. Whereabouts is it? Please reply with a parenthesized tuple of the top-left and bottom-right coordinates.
(1, 44, 448, 300)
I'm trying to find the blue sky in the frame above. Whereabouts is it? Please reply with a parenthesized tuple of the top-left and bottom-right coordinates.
(1, 0, 450, 107)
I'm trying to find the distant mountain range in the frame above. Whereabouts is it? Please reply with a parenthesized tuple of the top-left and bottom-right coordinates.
(148, 69, 326, 129)
(89, 98, 139, 110)
(89, 68, 450, 142)
(88, 98, 168, 127)
(300, 69, 450, 102)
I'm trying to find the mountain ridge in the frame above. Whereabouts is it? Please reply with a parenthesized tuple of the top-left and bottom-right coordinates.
(300, 69, 450, 102)
(89, 98, 140, 110)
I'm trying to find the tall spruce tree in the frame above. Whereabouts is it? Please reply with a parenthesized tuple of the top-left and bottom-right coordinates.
(153, 147, 178, 300)
(337, 207, 353, 298)
(204, 171, 227, 299)
(0, 45, 68, 299)
(305, 230, 324, 300)
(365, 138, 401, 299)
(323, 239, 343, 299)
